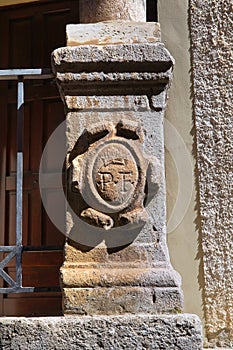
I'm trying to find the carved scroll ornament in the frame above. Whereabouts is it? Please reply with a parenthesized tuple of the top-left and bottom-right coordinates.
(67, 120, 160, 230)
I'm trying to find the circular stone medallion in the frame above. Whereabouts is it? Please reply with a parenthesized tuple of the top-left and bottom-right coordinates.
(90, 142, 139, 211)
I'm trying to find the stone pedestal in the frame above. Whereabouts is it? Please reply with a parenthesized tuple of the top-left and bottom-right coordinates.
(49, 2, 203, 348)
(52, 41, 184, 316)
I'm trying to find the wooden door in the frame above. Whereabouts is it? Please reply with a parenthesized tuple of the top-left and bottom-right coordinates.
(0, 0, 79, 316)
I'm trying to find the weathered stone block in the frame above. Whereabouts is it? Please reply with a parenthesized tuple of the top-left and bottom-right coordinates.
(52, 42, 174, 71)
(0, 314, 203, 350)
(61, 266, 182, 288)
(63, 287, 183, 315)
(66, 22, 161, 46)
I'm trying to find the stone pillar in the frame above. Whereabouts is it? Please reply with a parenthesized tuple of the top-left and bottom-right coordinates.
(79, 0, 146, 23)
(52, 33, 184, 317)
(51, 1, 203, 348)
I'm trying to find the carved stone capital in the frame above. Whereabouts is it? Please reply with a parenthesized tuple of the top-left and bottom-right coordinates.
(52, 42, 174, 97)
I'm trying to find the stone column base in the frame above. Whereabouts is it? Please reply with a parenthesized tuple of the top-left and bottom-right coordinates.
(0, 314, 202, 349)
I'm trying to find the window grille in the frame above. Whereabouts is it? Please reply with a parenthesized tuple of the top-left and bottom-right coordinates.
(0, 69, 60, 293)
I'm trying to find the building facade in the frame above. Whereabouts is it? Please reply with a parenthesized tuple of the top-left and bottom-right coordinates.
(0, 0, 232, 347)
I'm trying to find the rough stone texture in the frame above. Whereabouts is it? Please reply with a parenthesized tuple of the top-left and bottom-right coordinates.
(52, 43, 174, 93)
(64, 95, 151, 111)
(63, 287, 183, 315)
(52, 42, 174, 68)
(66, 22, 160, 46)
(190, 0, 233, 347)
(62, 266, 182, 288)
(79, 0, 146, 23)
(0, 314, 203, 350)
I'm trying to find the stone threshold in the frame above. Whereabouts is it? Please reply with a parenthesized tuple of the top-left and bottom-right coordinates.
(0, 314, 203, 350)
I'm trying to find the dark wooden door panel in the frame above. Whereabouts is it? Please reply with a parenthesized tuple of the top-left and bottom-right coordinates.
(0, 0, 79, 316)
(4, 295, 62, 317)
(1, 0, 79, 69)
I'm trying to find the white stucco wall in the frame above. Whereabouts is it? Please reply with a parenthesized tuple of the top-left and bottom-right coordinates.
(158, 0, 204, 327)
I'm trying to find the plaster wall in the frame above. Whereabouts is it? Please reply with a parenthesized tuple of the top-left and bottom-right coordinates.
(189, 1, 232, 347)
(158, 0, 204, 326)
(160, 0, 233, 347)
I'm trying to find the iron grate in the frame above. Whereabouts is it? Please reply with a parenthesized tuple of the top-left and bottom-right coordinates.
(0, 69, 56, 293)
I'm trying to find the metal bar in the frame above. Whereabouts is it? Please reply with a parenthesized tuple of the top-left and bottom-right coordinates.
(0, 246, 62, 252)
(0, 269, 15, 287)
(0, 68, 53, 80)
(0, 286, 60, 294)
(16, 247, 22, 288)
(0, 249, 17, 269)
(15, 78, 25, 290)
(16, 78, 24, 246)
(0, 246, 18, 252)
(0, 287, 34, 293)
(17, 79, 24, 152)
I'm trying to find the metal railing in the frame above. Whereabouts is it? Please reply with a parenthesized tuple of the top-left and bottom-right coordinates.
(0, 69, 56, 293)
